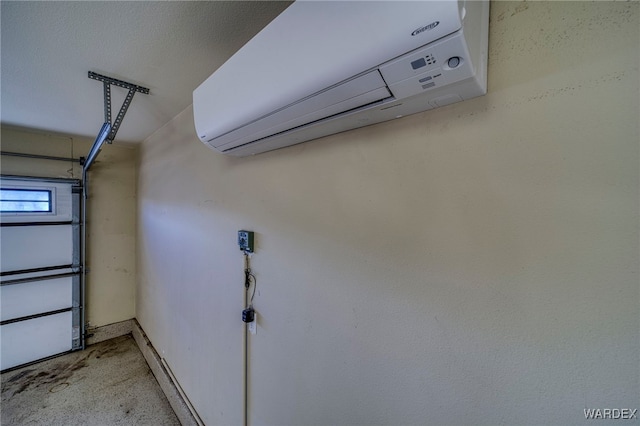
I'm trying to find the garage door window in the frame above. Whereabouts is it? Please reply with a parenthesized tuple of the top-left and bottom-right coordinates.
(0, 188, 53, 213)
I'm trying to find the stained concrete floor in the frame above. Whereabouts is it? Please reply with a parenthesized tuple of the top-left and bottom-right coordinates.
(1, 335, 180, 425)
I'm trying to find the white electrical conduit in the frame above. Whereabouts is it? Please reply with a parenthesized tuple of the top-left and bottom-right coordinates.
(243, 253, 250, 426)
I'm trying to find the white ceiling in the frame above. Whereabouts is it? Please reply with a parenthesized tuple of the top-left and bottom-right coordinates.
(1, 1, 291, 144)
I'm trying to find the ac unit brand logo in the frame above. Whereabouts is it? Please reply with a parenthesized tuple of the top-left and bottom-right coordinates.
(411, 21, 439, 36)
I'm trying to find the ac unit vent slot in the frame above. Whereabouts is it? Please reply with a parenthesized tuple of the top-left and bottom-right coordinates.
(223, 97, 389, 153)
(214, 70, 391, 150)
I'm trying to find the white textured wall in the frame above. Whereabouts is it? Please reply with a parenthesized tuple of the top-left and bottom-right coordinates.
(1, 127, 138, 327)
(137, 2, 639, 425)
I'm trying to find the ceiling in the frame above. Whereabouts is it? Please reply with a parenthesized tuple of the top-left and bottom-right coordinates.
(1, 1, 291, 144)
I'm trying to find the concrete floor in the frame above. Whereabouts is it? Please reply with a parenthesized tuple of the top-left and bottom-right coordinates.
(1, 335, 180, 425)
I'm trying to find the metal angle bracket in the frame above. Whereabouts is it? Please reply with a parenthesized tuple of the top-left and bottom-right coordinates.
(88, 71, 150, 144)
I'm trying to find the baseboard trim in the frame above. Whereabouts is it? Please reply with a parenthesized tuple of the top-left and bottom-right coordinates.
(132, 319, 201, 426)
(86, 319, 133, 346)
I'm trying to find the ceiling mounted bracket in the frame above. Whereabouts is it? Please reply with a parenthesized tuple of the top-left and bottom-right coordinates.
(88, 71, 150, 144)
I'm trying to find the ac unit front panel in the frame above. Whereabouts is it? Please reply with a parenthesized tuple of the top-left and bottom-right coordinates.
(209, 70, 390, 150)
(215, 87, 392, 152)
(194, 0, 489, 157)
(194, 1, 464, 143)
(218, 29, 480, 153)
(224, 74, 485, 157)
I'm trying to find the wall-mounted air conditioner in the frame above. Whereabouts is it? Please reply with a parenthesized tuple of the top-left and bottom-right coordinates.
(193, 0, 489, 156)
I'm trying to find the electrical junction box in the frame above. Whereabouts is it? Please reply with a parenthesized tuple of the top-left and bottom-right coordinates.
(242, 307, 255, 323)
(238, 230, 254, 253)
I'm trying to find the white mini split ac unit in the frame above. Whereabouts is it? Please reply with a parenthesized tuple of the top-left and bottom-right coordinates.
(193, 0, 489, 157)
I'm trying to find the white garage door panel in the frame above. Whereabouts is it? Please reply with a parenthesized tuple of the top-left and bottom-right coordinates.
(0, 225, 73, 271)
(0, 277, 73, 321)
(0, 311, 73, 371)
(1, 176, 82, 371)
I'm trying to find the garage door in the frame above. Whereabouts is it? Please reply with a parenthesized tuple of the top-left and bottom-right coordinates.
(0, 176, 82, 371)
